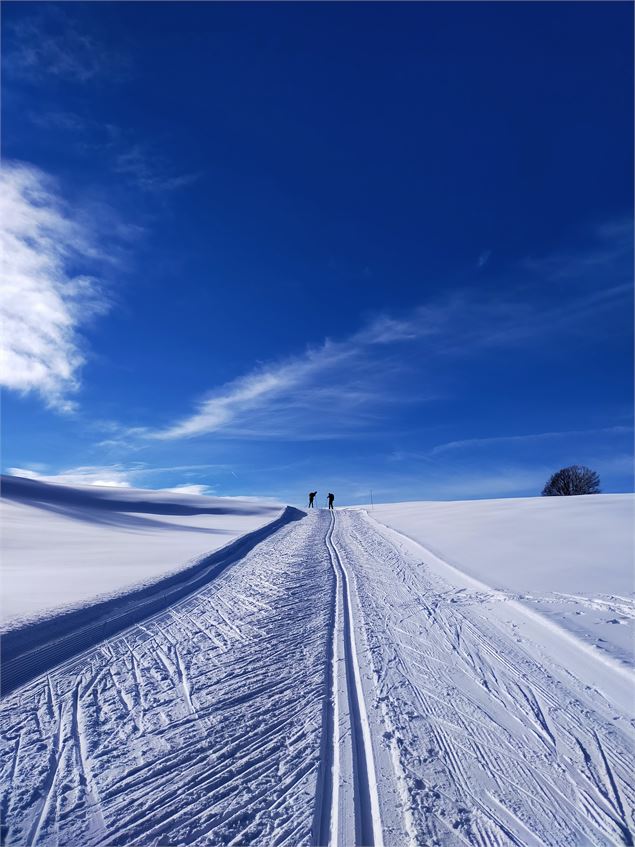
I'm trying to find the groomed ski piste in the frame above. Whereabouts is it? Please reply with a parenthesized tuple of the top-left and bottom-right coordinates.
(1, 483, 634, 847)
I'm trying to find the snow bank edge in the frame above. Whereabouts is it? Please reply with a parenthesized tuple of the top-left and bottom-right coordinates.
(361, 509, 635, 715)
(1, 506, 305, 697)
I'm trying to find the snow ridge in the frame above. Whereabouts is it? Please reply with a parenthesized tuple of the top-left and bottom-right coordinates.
(1, 506, 303, 696)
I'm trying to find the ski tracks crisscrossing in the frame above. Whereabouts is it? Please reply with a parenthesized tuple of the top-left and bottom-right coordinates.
(2, 509, 634, 847)
(337, 509, 635, 847)
(1, 515, 335, 847)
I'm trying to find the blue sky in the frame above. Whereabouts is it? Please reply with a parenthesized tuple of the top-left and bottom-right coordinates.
(1, 1, 633, 505)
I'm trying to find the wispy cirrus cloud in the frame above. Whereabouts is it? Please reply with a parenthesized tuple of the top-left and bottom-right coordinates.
(4, 8, 130, 83)
(145, 312, 441, 441)
(521, 218, 632, 283)
(28, 113, 200, 194)
(421, 451, 634, 500)
(0, 162, 112, 411)
(143, 227, 632, 444)
(113, 145, 201, 193)
(428, 426, 633, 456)
(418, 467, 550, 500)
(477, 250, 491, 269)
(28, 109, 90, 133)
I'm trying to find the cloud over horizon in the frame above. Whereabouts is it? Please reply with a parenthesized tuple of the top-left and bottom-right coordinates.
(8, 464, 133, 488)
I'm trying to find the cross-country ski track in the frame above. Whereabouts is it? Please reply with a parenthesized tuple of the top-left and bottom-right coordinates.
(2, 509, 633, 846)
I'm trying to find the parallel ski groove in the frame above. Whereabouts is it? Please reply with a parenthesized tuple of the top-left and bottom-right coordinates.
(311, 516, 338, 847)
(325, 511, 385, 847)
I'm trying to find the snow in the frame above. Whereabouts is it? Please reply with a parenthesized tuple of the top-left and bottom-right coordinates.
(2, 494, 634, 846)
(2, 512, 332, 847)
(358, 494, 633, 595)
(358, 494, 635, 678)
(1, 474, 284, 631)
(336, 509, 635, 845)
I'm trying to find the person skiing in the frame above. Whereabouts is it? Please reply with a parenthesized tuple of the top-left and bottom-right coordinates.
(327, 492, 335, 510)
(308, 491, 317, 508)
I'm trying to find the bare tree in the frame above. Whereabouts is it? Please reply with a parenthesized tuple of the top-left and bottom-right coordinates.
(542, 465, 601, 496)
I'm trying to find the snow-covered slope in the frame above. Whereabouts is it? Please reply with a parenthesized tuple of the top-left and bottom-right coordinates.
(1, 475, 284, 631)
(3, 509, 634, 847)
(360, 494, 633, 595)
(358, 494, 634, 695)
(2, 484, 634, 847)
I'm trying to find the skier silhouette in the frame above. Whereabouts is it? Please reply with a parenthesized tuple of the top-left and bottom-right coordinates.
(308, 491, 317, 508)
(327, 493, 335, 510)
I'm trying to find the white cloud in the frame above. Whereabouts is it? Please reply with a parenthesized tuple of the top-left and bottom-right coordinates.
(146, 313, 434, 441)
(8, 465, 132, 488)
(150, 358, 323, 440)
(160, 484, 214, 496)
(0, 162, 109, 411)
(142, 241, 631, 445)
(5, 463, 228, 492)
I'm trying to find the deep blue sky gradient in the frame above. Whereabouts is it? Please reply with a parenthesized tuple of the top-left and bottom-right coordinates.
(2, 1, 633, 504)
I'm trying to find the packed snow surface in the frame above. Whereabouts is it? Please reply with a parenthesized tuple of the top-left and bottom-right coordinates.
(361, 494, 633, 594)
(1, 496, 634, 846)
(1, 475, 283, 630)
(362, 494, 634, 674)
